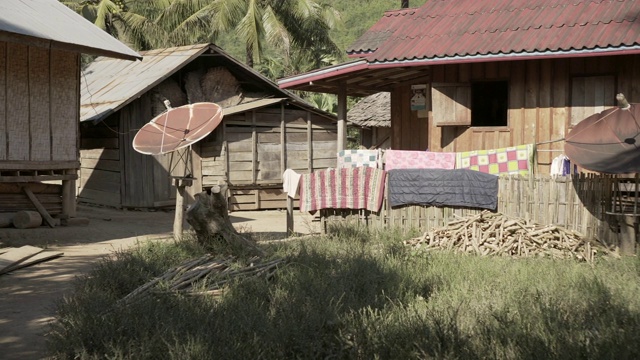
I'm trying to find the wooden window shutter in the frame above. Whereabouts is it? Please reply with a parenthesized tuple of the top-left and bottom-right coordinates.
(570, 75, 615, 126)
(432, 83, 471, 126)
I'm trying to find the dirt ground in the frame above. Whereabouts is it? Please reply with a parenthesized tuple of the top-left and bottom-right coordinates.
(0, 204, 319, 360)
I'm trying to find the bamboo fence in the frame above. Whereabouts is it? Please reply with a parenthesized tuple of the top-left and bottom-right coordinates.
(320, 174, 637, 247)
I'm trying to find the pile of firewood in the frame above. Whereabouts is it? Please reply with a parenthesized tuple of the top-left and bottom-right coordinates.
(404, 211, 612, 262)
(115, 255, 285, 308)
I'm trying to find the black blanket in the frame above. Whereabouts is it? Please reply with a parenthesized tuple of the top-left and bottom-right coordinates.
(387, 169, 498, 210)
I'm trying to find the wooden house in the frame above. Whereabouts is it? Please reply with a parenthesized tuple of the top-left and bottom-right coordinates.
(278, 0, 640, 174)
(0, 0, 140, 218)
(80, 44, 337, 211)
(348, 92, 391, 149)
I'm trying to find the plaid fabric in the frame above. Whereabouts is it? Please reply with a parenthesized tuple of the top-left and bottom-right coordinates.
(456, 144, 534, 176)
(337, 149, 380, 168)
(384, 150, 456, 170)
(299, 167, 386, 212)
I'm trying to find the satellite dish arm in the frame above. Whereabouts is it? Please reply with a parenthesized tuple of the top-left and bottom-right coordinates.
(617, 93, 631, 110)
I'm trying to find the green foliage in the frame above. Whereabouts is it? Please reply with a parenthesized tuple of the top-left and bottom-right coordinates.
(47, 227, 640, 359)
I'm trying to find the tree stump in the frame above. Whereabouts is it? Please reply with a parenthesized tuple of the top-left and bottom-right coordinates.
(186, 185, 262, 255)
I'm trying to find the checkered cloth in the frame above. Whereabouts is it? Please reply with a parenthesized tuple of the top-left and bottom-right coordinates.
(455, 144, 534, 176)
(337, 149, 380, 168)
(384, 150, 456, 171)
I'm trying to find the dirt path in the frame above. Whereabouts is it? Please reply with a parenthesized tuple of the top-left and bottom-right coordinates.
(0, 205, 318, 359)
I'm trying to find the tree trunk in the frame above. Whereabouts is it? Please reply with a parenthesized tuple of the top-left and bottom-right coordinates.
(186, 185, 262, 255)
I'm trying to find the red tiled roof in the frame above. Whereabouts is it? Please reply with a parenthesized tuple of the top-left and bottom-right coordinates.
(357, 0, 640, 63)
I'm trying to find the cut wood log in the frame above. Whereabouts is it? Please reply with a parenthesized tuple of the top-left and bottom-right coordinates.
(12, 211, 42, 229)
(404, 211, 612, 263)
(186, 185, 263, 255)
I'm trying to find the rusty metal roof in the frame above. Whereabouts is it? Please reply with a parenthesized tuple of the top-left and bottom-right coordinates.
(0, 0, 140, 60)
(347, 92, 390, 128)
(81, 43, 329, 123)
(346, 7, 417, 57)
(280, 0, 640, 96)
(365, 0, 640, 63)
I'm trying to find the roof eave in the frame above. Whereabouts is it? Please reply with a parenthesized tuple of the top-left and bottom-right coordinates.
(369, 47, 640, 68)
(277, 60, 369, 89)
(0, 30, 141, 61)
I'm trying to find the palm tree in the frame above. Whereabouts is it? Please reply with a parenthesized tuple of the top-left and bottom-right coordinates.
(62, 0, 170, 50)
(156, 0, 342, 67)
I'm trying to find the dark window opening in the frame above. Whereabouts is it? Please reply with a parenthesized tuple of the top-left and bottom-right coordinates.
(471, 81, 508, 127)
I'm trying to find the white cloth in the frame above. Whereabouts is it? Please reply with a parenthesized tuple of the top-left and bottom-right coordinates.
(282, 169, 301, 198)
(550, 155, 564, 177)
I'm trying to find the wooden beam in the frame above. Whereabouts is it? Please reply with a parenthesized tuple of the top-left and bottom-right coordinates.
(337, 83, 347, 151)
(0, 160, 79, 170)
(307, 112, 313, 173)
(280, 103, 286, 176)
(0, 174, 77, 182)
(23, 186, 58, 227)
(62, 170, 77, 217)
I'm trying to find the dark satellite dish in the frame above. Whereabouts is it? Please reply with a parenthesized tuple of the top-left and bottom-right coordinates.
(133, 102, 223, 155)
(565, 94, 640, 174)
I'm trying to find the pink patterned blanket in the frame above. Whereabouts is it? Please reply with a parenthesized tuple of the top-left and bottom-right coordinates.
(384, 150, 456, 171)
(299, 167, 387, 212)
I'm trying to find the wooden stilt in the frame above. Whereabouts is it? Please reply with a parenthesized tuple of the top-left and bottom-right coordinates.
(286, 196, 294, 237)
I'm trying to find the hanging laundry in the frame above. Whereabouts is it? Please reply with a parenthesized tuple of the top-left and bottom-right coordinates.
(384, 149, 456, 171)
(456, 144, 534, 176)
(282, 169, 301, 198)
(299, 167, 386, 212)
(550, 154, 576, 177)
(337, 149, 380, 168)
(387, 169, 499, 210)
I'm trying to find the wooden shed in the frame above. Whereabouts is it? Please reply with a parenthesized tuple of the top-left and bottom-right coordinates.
(278, 0, 640, 174)
(79, 43, 337, 211)
(348, 92, 391, 149)
(0, 0, 139, 218)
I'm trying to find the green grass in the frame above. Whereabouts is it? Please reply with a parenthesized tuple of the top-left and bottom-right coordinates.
(47, 227, 640, 359)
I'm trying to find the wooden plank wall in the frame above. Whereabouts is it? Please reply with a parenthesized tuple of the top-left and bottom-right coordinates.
(78, 116, 121, 207)
(0, 183, 63, 215)
(200, 105, 337, 210)
(321, 174, 617, 245)
(0, 42, 79, 165)
(393, 55, 640, 174)
(119, 94, 183, 208)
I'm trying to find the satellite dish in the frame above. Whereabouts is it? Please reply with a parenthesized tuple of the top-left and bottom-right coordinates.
(133, 102, 223, 155)
(565, 94, 640, 174)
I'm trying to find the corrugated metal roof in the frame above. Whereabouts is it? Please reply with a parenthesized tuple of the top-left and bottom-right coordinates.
(347, 92, 390, 128)
(81, 44, 207, 122)
(0, 0, 140, 60)
(364, 0, 640, 63)
(82, 43, 335, 122)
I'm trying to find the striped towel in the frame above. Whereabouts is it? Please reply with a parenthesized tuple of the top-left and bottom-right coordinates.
(384, 150, 456, 170)
(337, 149, 380, 168)
(455, 144, 534, 176)
(299, 167, 387, 212)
